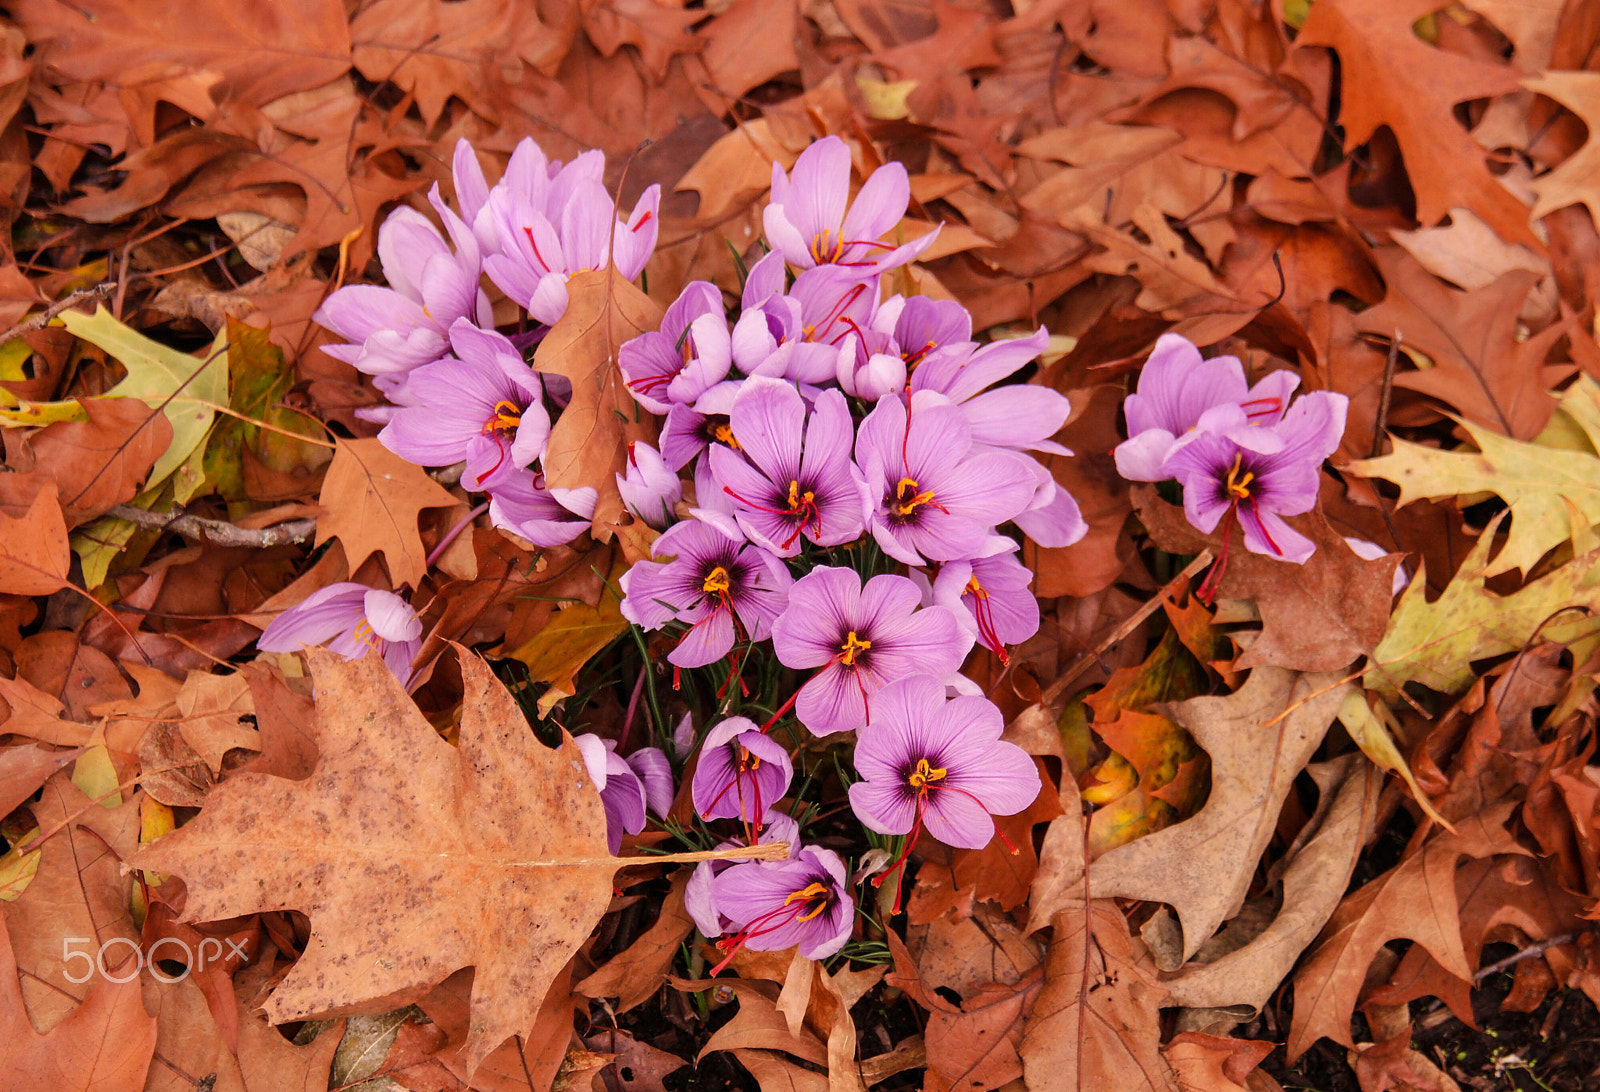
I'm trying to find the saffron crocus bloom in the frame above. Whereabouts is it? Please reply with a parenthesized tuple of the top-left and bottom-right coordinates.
(848, 676, 1039, 849)
(855, 392, 1038, 565)
(1161, 391, 1348, 564)
(732, 265, 879, 384)
(487, 471, 596, 547)
(658, 378, 742, 471)
(709, 378, 868, 557)
(574, 735, 647, 854)
(763, 135, 937, 274)
(685, 810, 799, 938)
(378, 320, 549, 490)
(1114, 333, 1299, 482)
(771, 567, 972, 736)
(617, 441, 682, 529)
(626, 747, 674, 817)
(257, 583, 422, 686)
(619, 282, 729, 414)
(710, 845, 854, 962)
(619, 521, 792, 668)
(931, 540, 1040, 664)
(315, 204, 491, 381)
(692, 717, 794, 824)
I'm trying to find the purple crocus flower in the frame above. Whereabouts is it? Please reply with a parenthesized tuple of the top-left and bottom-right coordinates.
(619, 282, 729, 414)
(616, 441, 682, 529)
(931, 539, 1040, 665)
(487, 471, 596, 547)
(691, 716, 794, 825)
(1161, 391, 1348, 564)
(619, 520, 792, 668)
(732, 265, 879, 384)
(1114, 333, 1300, 482)
(684, 810, 798, 938)
(315, 203, 491, 381)
(763, 135, 937, 274)
(709, 844, 854, 964)
(770, 567, 972, 737)
(709, 378, 868, 557)
(482, 168, 661, 326)
(627, 747, 675, 817)
(658, 379, 742, 472)
(257, 583, 422, 686)
(377, 320, 549, 491)
(854, 392, 1038, 566)
(848, 675, 1039, 858)
(575, 734, 647, 854)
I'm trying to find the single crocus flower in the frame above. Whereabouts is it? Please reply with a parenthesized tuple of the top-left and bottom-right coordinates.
(709, 844, 854, 965)
(691, 716, 794, 825)
(1114, 333, 1299, 482)
(617, 441, 682, 529)
(378, 320, 549, 491)
(619, 282, 729, 414)
(763, 135, 937, 274)
(574, 734, 647, 854)
(658, 378, 743, 472)
(931, 540, 1041, 665)
(732, 265, 879, 384)
(854, 392, 1038, 566)
(848, 676, 1038, 907)
(315, 204, 491, 382)
(770, 567, 972, 736)
(487, 471, 596, 547)
(684, 810, 799, 938)
(627, 746, 675, 818)
(1161, 391, 1348, 565)
(257, 583, 422, 686)
(709, 378, 869, 557)
(619, 520, 792, 668)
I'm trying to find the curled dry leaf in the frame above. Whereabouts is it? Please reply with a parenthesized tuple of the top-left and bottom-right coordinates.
(1088, 665, 1351, 961)
(132, 647, 619, 1075)
(575, 870, 695, 1013)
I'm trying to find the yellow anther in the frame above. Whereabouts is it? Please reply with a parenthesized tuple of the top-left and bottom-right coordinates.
(483, 399, 523, 435)
(702, 566, 731, 595)
(965, 575, 988, 600)
(893, 477, 937, 516)
(784, 881, 830, 921)
(1225, 453, 1254, 500)
(712, 423, 742, 450)
(838, 630, 872, 666)
(787, 480, 815, 510)
(908, 757, 947, 790)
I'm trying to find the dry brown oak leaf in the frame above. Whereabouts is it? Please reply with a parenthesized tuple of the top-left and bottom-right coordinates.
(1295, 0, 1534, 247)
(315, 436, 458, 588)
(533, 268, 663, 539)
(131, 648, 622, 1075)
(1132, 485, 1399, 672)
(0, 916, 157, 1092)
(0, 481, 70, 596)
(1527, 72, 1600, 226)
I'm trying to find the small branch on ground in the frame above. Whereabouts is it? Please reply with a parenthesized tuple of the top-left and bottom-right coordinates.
(108, 505, 316, 548)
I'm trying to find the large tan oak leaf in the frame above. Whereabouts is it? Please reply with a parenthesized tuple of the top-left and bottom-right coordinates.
(1085, 666, 1351, 961)
(131, 649, 620, 1074)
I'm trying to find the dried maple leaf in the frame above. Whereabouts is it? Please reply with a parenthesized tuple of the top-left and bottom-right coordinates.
(1133, 486, 1399, 672)
(0, 915, 156, 1092)
(0, 483, 70, 596)
(1086, 666, 1351, 960)
(315, 436, 459, 588)
(1354, 250, 1561, 440)
(1294, 0, 1532, 245)
(1527, 71, 1600, 225)
(532, 268, 663, 537)
(131, 650, 618, 1073)
(1287, 802, 1522, 1059)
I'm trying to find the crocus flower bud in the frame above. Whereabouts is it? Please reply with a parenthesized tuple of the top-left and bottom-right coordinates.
(616, 441, 682, 529)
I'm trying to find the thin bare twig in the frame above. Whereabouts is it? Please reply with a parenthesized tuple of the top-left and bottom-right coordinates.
(108, 505, 316, 548)
(0, 282, 117, 347)
(1474, 934, 1577, 982)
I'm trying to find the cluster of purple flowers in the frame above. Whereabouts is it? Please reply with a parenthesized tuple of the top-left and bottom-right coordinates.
(612, 136, 1068, 933)
(1113, 333, 1348, 566)
(315, 137, 662, 546)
